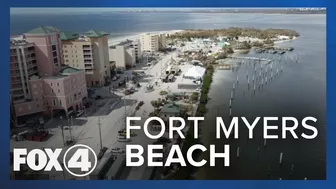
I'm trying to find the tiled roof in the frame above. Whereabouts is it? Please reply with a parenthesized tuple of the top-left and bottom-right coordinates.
(161, 103, 181, 114)
(26, 26, 60, 35)
(60, 32, 79, 41)
(85, 29, 109, 38)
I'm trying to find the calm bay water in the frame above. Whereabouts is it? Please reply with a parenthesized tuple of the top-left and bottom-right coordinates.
(10, 11, 326, 180)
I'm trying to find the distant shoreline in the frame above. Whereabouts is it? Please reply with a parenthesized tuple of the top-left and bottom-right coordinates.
(117, 11, 326, 15)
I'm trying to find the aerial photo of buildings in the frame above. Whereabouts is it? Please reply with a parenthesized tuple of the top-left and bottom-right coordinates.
(10, 8, 325, 180)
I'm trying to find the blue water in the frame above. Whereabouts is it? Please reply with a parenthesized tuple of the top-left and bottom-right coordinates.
(10, 10, 326, 180)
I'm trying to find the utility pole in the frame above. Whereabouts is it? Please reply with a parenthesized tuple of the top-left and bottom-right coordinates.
(124, 76, 127, 130)
(61, 163, 66, 179)
(98, 117, 103, 151)
(69, 116, 73, 141)
(60, 116, 66, 147)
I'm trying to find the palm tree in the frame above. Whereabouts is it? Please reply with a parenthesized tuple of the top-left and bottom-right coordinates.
(159, 90, 168, 100)
(151, 100, 160, 110)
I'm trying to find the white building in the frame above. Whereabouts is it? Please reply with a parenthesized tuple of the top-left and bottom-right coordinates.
(183, 66, 206, 80)
(140, 33, 166, 52)
(109, 40, 136, 70)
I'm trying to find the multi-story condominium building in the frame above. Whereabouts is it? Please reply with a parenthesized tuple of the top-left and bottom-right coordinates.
(61, 30, 111, 87)
(10, 26, 88, 124)
(109, 40, 136, 70)
(132, 40, 142, 62)
(139, 33, 166, 52)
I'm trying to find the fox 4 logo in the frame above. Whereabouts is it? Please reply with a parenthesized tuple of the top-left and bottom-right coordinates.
(13, 145, 97, 177)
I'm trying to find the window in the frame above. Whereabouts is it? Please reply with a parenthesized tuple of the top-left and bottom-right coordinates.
(53, 51, 57, 57)
(65, 55, 68, 58)
(53, 99, 56, 106)
(54, 58, 58, 63)
(50, 83, 53, 86)
(52, 45, 56, 51)
(58, 89, 60, 93)
(57, 83, 59, 86)
(37, 104, 39, 108)
(59, 100, 62, 106)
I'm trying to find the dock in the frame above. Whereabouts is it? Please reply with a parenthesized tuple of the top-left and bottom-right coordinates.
(216, 63, 232, 70)
(227, 55, 273, 63)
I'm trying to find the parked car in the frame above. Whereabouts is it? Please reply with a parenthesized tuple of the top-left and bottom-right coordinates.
(138, 101, 144, 106)
(95, 95, 103, 100)
(110, 147, 125, 154)
(76, 110, 84, 117)
(97, 147, 108, 160)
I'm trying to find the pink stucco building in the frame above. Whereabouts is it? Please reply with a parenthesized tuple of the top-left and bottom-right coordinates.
(10, 26, 88, 124)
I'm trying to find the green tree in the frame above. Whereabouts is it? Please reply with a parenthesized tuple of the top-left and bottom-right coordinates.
(159, 91, 168, 99)
(151, 100, 160, 110)
(190, 92, 199, 102)
(222, 46, 234, 54)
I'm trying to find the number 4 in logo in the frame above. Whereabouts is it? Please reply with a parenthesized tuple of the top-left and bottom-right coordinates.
(63, 144, 98, 177)
(67, 149, 91, 172)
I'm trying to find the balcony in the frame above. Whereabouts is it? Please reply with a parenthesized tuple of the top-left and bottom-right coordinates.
(82, 45, 91, 50)
(83, 50, 92, 55)
(26, 56, 36, 62)
(11, 89, 24, 96)
(26, 50, 35, 55)
(85, 69, 94, 74)
(11, 83, 22, 88)
(84, 64, 94, 68)
(27, 63, 37, 69)
(11, 79, 22, 84)
(10, 58, 18, 63)
(28, 69, 38, 75)
(10, 87, 23, 92)
(10, 72, 21, 77)
(83, 55, 93, 59)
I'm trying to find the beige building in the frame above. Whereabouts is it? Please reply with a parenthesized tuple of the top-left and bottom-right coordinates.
(132, 40, 142, 62)
(109, 40, 136, 70)
(60, 30, 111, 87)
(140, 33, 166, 52)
